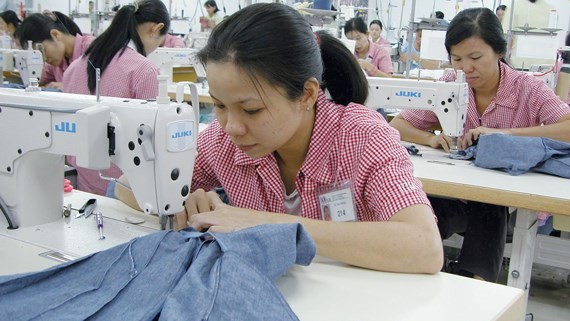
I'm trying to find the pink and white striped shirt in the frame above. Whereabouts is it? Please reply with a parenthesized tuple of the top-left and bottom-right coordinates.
(356, 40, 393, 77)
(41, 34, 95, 84)
(63, 43, 159, 195)
(191, 91, 431, 222)
(162, 34, 185, 48)
(400, 61, 570, 133)
(63, 43, 159, 99)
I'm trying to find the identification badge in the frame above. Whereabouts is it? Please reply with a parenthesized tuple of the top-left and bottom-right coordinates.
(317, 180, 358, 222)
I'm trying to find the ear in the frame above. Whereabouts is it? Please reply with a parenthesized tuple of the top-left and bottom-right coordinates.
(152, 23, 165, 36)
(299, 77, 319, 111)
(49, 29, 61, 41)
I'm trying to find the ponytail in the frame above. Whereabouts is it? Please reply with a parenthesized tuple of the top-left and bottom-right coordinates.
(84, 0, 170, 93)
(316, 30, 368, 105)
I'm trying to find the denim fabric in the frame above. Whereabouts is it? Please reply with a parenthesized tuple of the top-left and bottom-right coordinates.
(449, 134, 570, 178)
(0, 223, 315, 321)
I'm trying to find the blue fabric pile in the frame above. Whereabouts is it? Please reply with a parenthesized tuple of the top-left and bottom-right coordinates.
(0, 224, 316, 320)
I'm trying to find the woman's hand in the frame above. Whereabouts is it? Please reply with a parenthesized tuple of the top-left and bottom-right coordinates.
(174, 188, 217, 230)
(428, 133, 454, 152)
(357, 59, 374, 73)
(459, 127, 511, 149)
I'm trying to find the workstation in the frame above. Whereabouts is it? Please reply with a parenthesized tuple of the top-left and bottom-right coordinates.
(0, 0, 569, 320)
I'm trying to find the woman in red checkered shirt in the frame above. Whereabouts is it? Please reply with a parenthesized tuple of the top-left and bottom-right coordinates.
(390, 8, 570, 282)
(170, 3, 443, 273)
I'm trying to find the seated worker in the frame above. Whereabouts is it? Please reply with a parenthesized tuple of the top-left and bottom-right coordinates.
(390, 8, 570, 282)
(14, 11, 94, 90)
(63, 0, 170, 196)
(0, 10, 20, 37)
(399, 28, 447, 70)
(495, 5, 506, 23)
(369, 19, 390, 46)
(344, 17, 393, 78)
(161, 33, 185, 48)
(118, 3, 443, 273)
(200, 0, 223, 32)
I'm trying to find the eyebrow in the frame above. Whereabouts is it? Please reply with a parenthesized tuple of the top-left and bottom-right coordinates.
(451, 51, 483, 57)
(209, 92, 262, 104)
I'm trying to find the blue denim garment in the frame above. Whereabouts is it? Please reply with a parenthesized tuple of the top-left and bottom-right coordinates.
(448, 134, 570, 178)
(0, 223, 315, 321)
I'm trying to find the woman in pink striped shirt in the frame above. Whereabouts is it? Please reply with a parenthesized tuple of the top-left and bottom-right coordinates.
(391, 8, 570, 282)
(344, 17, 392, 78)
(62, 0, 170, 196)
(14, 11, 94, 90)
(164, 3, 443, 273)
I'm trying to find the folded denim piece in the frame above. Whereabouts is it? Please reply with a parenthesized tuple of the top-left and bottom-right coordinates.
(472, 134, 570, 178)
(0, 223, 316, 321)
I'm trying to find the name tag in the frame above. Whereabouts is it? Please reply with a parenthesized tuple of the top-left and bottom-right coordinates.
(318, 185, 357, 222)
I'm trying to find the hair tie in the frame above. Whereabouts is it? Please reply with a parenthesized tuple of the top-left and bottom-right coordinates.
(131, 1, 139, 12)
(314, 32, 321, 45)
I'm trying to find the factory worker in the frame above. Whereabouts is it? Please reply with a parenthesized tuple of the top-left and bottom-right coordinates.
(390, 7, 570, 282)
(14, 11, 94, 90)
(344, 17, 393, 78)
(63, 0, 170, 196)
(144, 3, 443, 273)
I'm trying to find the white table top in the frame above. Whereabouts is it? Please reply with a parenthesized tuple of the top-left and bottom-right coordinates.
(408, 144, 570, 215)
(0, 191, 524, 321)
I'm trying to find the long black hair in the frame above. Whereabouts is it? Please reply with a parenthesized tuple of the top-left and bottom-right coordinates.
(445, 7, 509, 65)
(0, 10, 20, 29)
(84, 0, 170, 94)
(197, 3, 367, 106)
(204, 0, 220, 13)
(13, 12, 81, 49)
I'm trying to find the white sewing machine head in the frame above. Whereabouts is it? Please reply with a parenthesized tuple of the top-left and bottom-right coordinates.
(366, 73, 469, 143)
(0, 48, 44, 87)
(147, 47, 206, 86)
(0, 79, 200, 229)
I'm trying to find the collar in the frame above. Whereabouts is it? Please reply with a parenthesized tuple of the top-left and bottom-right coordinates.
(485, 61, 518, 111)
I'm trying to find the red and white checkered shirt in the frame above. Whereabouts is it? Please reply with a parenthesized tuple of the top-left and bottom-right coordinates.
(63, 43, 159, 99)
(162, 34, 185, 48)
(191, 91, 431, 222)
(400, 61, 570, 133)
(41, 34, 95, 84)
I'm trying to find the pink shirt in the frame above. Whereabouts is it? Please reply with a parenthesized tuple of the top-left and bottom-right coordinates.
(63, 44, 159, 99)
(41, 34, 95, 84)
(163, 34, 185, 48)
(356, 40, 393, 77)
(191, 91, 431, 222)
(63, 44, 159, 195)
(375, 36, 390, 46)
(400, 61, 570, 134)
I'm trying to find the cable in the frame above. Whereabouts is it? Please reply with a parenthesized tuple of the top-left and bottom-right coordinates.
(0, 195, 17, 229)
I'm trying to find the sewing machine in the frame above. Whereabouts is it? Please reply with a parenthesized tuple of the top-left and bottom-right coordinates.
(0, 48, 44, 87)
(147, 47, 205, 86)
(0, 77, 200, 230)
(366, 72, 469, 151)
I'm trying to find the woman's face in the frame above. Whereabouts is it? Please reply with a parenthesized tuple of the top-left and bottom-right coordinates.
(40, 30, 66, 66)
(205, 5, 216, 16)
(369, 24, 382, 41)
(0, 18, 8, 33)
(345, 30, 369, 54)
(449, 36, 502, 90)
(206, 61, 310, 159)
(137, 22, 165, 56)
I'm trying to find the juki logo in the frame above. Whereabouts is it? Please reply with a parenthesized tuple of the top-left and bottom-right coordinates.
(172, 130, 192, 139)
(395, 90, 421, 98)
(55, 121, 76, 133)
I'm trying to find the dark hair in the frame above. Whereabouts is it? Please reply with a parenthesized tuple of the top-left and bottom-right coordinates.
(496, 5, 506, 13)
(435, 11, 444, 19)
(344, 17, 368, 35)
(369, 19, 383, 30)
(84, 0, 170, 93)
(197, 3, 367, 106)
(445, 7, 508, 65)
(0, 10, 20, 28)
(13, 12, 81, 49)
(204, 0, 220, 13)
(50, 11, 83, 36)
(563, 33, 570, 63)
